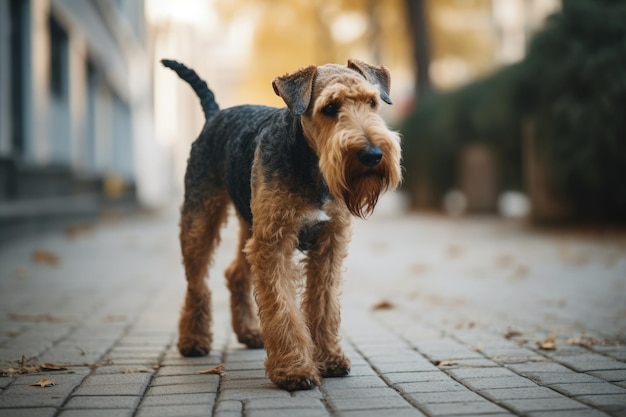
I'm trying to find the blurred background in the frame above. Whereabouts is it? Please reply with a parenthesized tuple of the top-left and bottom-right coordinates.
(1, 0, 625, 242)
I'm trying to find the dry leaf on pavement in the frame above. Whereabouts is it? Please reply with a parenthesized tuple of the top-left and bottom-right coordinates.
(1, 361, 68, 376)
(29, 377, 56, 388)
(505, 328, 523, 339)
(39, 363, 68, 371)
(198, 364, 225, 375)
(31, 250, 60, 266)
(434, 360, 458, 367)
(0, 366, 33, 376)
(567, 335, 598, 347)
(121, 368, 149, 374)
(372, 300, 394, 310)
(536, 337, 557, 350)
(10, 313, 64, 323)
(64, 223, 93, 239)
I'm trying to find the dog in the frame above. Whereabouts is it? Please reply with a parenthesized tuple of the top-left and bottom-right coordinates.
(162, 58, 402, 391)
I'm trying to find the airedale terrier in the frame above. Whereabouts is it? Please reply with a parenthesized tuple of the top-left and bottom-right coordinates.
(162, 59, 402, 391)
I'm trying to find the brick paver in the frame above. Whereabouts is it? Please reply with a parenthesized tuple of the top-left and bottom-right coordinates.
(1, 198, 625, 416)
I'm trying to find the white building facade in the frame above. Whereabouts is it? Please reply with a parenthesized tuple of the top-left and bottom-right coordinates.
(0, 0, 165, 210)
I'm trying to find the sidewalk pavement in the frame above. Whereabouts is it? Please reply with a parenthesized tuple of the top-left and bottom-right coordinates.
(1, 194, 625, 417)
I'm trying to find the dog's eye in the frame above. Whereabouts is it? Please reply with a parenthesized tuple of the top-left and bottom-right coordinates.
(369, 99, 377, 108)
(321, 104, 339, 117)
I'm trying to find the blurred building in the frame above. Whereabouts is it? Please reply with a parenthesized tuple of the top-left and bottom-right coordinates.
(491, 0, 561, 65)
(147, 0, 248, 190)
(0, 0, 164, 239)
(427, 0, 560, 90)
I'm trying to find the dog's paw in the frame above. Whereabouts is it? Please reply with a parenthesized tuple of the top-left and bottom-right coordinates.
(319, 355, 351, 377)
(239, 330, 264, 349)
(178, 338, 211, 357)
(274, 374, 321, 391)
(269, 366, 321, 391)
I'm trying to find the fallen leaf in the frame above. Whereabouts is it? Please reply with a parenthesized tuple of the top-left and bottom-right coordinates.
(64, 223, 93, 239)
(121, 368, 149, 374)
(566, 335, 622, 347)
(446, 245, 465, 259)
(505, 328, 523, 339)
(29, 377, 56, 388)
(0, 359, 69, 376)
(456, 321, 476, 329)
(99, 358, 114, 367)
(40, 363, 68, 371)
(0, 355, 37, 376)
(31, 250, 60, 266)
(372, 300, 394, 310)
(434, 360, 457, 367)
(536, 337, 557, 351)
(0, 367, 20, 376)
(10, 313, 65, 323)
(567, 335, 597, 347)
(198, 364, 225, 375)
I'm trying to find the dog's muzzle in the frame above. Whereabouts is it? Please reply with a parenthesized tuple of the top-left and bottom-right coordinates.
(357, 145, 383, 167)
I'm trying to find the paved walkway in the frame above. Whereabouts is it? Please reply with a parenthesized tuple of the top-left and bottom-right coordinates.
(1, 194, 625, 417)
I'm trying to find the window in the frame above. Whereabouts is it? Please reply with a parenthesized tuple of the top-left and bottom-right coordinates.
(49, 14, 68, 98)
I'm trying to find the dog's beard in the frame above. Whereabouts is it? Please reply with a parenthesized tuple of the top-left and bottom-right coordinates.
(343, 173, 386, 219)
(341, 156, 391, 219)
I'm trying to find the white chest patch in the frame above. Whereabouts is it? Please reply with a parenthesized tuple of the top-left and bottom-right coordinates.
(304, 209, 331, 227)
(297, 208, 332, 251)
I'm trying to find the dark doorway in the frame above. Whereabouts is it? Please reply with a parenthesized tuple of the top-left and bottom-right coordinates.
(9, 0, 24, 158)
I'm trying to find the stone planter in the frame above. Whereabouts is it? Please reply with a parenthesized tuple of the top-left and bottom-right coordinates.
(523, 119, 572, 222)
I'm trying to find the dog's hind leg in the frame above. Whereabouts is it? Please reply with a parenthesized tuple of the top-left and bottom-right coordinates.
(225, 215, 263, 349)
(178, 190, 229, 357)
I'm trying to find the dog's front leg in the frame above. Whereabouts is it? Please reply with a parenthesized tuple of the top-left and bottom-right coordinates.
(245, 182, 320, 391)
(302, 204, 352, 377)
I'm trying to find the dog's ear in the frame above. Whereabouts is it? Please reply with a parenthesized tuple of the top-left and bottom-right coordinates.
(347, 59, 393, 105)
(272, 65, 317, 116)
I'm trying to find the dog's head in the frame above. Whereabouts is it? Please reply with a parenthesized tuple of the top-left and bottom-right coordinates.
(272, 60, 402, 219)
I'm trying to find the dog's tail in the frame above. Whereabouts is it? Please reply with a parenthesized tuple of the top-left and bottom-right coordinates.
(160, 59, 220, 120)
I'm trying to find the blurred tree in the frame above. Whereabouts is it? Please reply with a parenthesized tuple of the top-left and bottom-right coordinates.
(405, 0, 432, 97)
(516, 0, 626, 220)
(214, 0, 412, 106)
(426, 0, 495, 90)
(402, 0, 626, 221)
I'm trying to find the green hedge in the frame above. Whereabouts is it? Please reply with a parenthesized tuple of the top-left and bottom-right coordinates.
(518, 0, 626, 219)
(401, 64, 524, 204)
(401, 0, 626, 220)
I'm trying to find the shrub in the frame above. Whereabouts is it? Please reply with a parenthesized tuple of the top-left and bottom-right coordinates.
(401, 0, 626, 220)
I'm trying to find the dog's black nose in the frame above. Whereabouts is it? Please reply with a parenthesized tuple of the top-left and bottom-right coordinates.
(357, 145, 383, 167)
